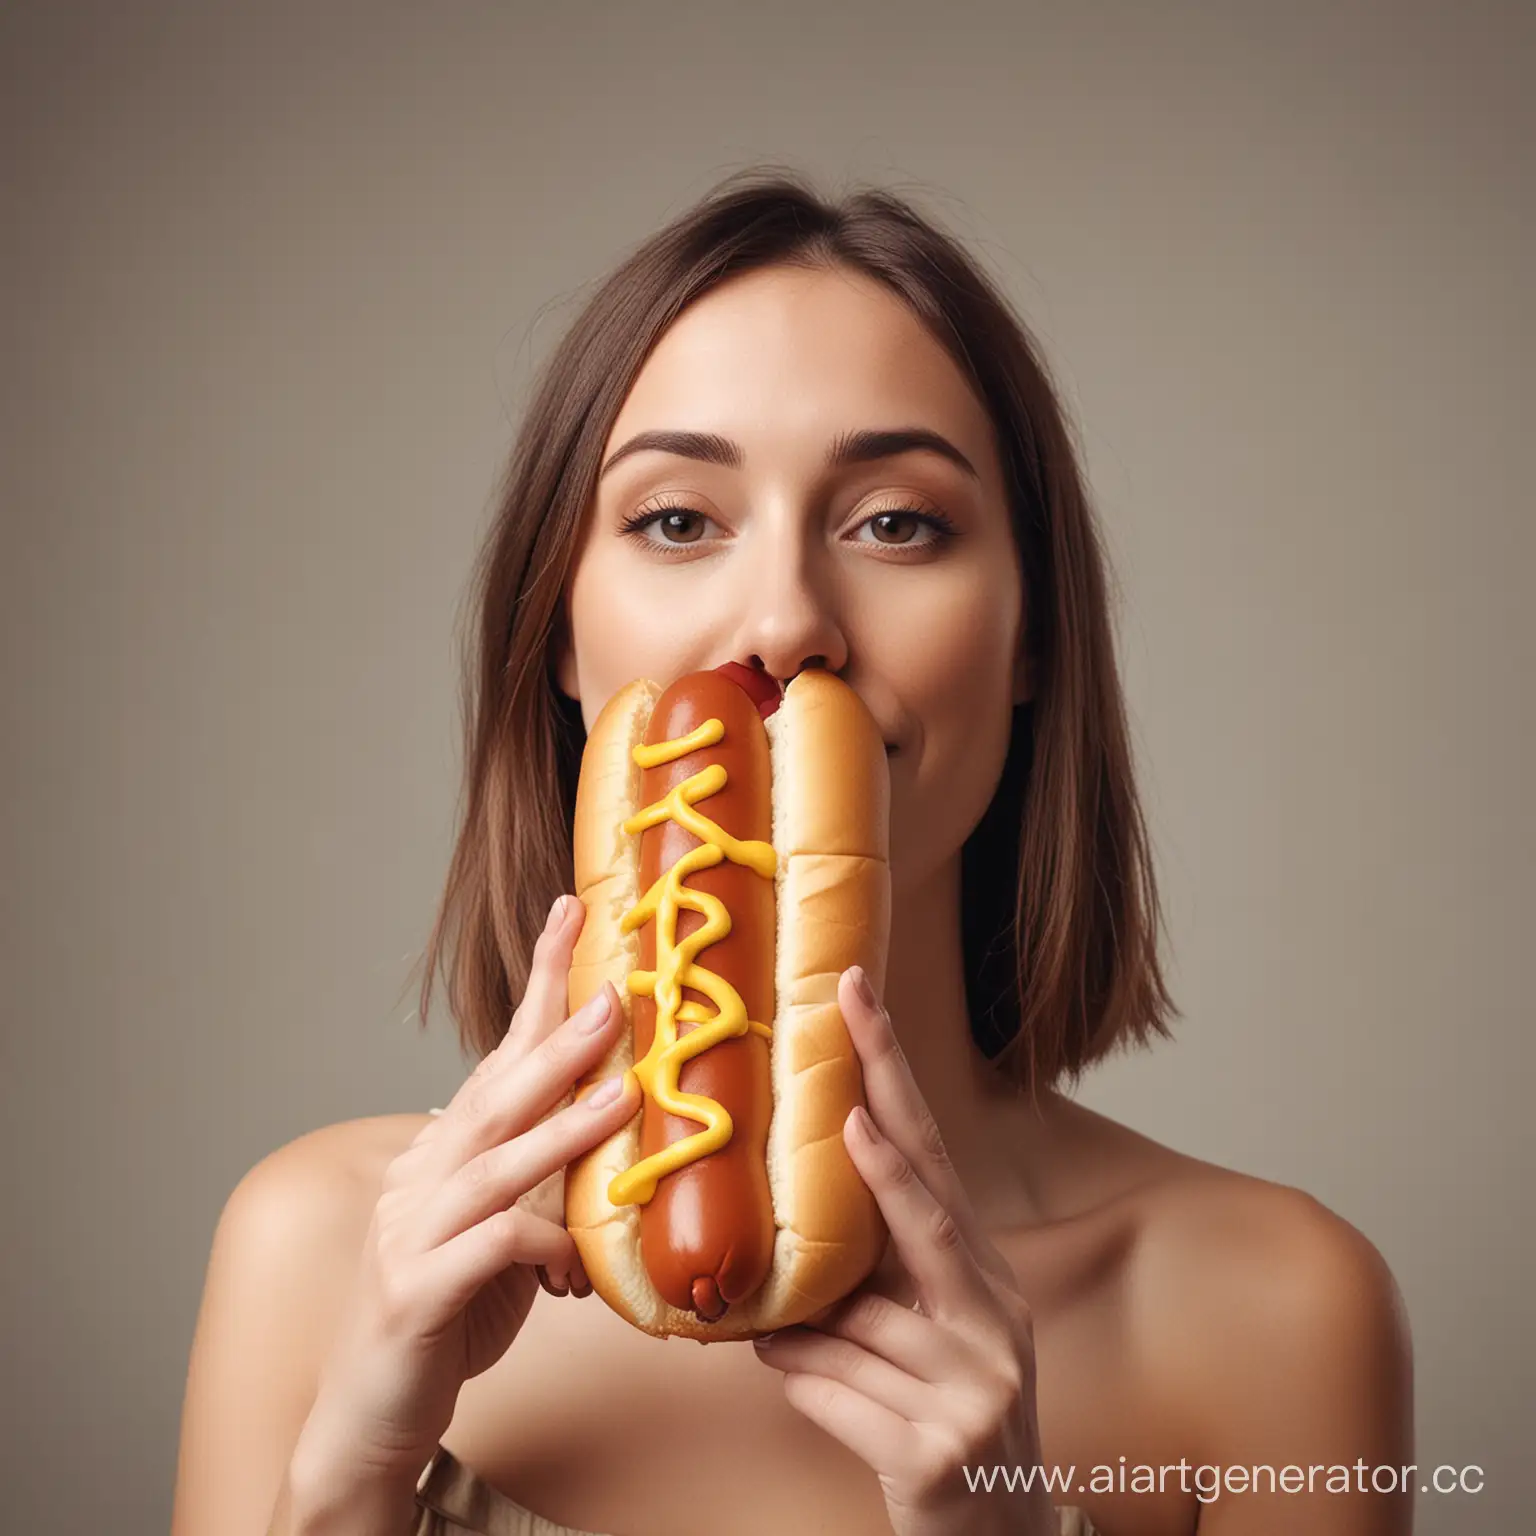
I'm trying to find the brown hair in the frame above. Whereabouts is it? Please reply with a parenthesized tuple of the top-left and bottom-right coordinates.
(418, 167, 1179, 1094)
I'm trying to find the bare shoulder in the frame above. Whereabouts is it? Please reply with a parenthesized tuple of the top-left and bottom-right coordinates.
(195, 1108, 436, 1366)
(1131, 1156, 1409, 1343)
(1040, 1100, 1409, 1347)
(233, 1111, 435, 1219)
(1122, 1146, 1414, 1462)
(171, 1113, 436, 1534)
(214, 1112, 434, 1278)
(201, 1110, 436, 1355)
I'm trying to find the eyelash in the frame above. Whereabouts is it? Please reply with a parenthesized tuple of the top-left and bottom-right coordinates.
(616, 502, 960, 558)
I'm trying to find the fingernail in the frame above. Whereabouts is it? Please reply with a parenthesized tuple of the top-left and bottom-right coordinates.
(849, 1105, 881, 1144)
(849, 966, 877, 1010)
(546, 895, 571, 934)
(584, 1072, 626, 1108)
(752, 1331, 777, 1348)
(575, 987, 612, 1033)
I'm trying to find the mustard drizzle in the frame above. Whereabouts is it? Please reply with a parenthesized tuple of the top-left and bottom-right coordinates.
(608, 715, 777, 1208)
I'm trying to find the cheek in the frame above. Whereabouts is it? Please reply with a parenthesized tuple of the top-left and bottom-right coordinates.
(911, 679, 1014, 832)
(888, 571, 1020, 865)
(567, 547, 714, 703)
(572, 548, 658, 658)
(888, 564, 1020, 728)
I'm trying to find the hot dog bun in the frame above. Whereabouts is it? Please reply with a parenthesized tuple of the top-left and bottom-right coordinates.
(565, 669, 891, 1341)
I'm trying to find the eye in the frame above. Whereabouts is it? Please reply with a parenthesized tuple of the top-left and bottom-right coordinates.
(616, 501, 959, 559)
(850, 506, 959, 553)
(616, 502, 722, 555)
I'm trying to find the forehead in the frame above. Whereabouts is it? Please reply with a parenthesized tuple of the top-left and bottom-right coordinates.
(606, 263, 994, 451)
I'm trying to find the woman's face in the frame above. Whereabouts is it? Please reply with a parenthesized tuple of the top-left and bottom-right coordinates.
(556, 261, 1028, 894)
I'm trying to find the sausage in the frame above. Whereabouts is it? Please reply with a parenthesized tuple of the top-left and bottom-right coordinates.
(631, 665, 779, 1320)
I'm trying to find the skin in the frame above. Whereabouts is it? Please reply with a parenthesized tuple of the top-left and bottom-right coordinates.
(172, 263, 1414, 1536)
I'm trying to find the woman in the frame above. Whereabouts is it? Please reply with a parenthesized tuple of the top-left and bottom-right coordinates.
(173, 172, 1413, 1536)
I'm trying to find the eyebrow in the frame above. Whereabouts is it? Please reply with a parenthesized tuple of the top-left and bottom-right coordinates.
(598, 426, 979, 481)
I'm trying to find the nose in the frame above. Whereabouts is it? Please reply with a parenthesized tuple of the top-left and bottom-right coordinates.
(732, 535, 848, 685)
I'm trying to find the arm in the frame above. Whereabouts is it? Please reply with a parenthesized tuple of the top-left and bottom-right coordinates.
(170, 1119, 427, 1536)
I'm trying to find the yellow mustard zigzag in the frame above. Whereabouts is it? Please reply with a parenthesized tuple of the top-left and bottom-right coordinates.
(609, 715, 777, 1208)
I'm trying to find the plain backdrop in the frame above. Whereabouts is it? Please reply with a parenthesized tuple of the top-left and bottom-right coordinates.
(2, 2, 1529, 1532)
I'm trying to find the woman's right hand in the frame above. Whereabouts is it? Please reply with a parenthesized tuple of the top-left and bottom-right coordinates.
(296, 894, 637, 1484)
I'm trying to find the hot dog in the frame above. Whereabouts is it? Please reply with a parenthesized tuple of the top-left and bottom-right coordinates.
(564, 664, 891, 1341)
(629, 665, 776, 1321)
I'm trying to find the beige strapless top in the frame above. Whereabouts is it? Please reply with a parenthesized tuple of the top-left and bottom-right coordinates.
(411, 1444, 1100, 1536)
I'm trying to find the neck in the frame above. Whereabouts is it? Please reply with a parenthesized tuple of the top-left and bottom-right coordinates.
(883, 857, 1059, 1232)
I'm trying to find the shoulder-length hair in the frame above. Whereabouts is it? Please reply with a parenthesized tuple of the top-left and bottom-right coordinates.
(419, 168, 1179, 1095)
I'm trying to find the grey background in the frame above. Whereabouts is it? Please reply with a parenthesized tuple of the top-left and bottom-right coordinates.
(2, 2, 1529, 1531)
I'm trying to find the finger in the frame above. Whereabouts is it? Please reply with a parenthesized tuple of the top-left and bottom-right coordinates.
(539, 1248, 593, 1298)
(754, 1327, 932, 1420)
(407, 895, 586, 1156)
(845, 1104, 994, 1326)
(839, 968, 1008, 1279)
(418, 1070, 638, 1249)
(537, 1248, 591, 1297)
(814, 1288, 954, 1382)
(778, 1369, 922, 1479)
(506, 893, 588, 1055)
(417, 1205, 577, 1323)
(429, 981, 623, 1172)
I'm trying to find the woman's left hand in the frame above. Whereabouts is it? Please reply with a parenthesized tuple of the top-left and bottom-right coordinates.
(753, 966, 1058, 1536)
